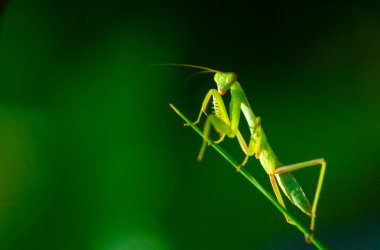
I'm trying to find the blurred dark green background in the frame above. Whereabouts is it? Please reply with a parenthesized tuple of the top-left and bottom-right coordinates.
(0, 1, 379, 249)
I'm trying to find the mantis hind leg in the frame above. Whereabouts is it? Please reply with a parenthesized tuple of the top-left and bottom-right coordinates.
(268, 174, 295, 224)
(274, 159, 327, 243)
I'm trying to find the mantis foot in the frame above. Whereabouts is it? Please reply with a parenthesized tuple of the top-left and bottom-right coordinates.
(305, 230, 314, 244)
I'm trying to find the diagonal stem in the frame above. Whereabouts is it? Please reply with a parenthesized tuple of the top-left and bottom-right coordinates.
(169, 103, 327, 250)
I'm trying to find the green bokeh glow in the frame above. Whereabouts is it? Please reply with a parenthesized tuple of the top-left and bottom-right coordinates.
(0, 1, 379, 249)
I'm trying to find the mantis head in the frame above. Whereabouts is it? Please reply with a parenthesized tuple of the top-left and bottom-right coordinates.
(214, 72, 237, 95)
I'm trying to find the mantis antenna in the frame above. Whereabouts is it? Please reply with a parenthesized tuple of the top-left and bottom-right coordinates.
(155, 63, 221, 73)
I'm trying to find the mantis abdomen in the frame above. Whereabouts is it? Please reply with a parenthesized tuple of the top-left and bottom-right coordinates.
(276, 173, 312, 216)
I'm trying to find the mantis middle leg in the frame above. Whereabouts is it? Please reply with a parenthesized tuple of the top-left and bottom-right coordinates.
(237, 116, 262, 171)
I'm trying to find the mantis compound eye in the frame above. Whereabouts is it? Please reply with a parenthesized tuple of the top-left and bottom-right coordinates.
(226, 72, 237, 84)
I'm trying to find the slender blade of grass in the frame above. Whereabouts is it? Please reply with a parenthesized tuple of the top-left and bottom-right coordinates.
(169, 103, 327, 250)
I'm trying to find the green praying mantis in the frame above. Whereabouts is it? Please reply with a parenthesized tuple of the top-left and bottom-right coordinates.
(168, 64, 326, 243)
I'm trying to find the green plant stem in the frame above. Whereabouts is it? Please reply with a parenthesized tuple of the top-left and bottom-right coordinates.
(170, 103, 327, 250)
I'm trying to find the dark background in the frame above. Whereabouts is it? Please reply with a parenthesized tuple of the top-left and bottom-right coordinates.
(0, 1, 379, 249)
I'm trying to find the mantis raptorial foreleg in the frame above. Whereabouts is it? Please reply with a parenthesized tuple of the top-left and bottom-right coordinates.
(189, 89, 252, 163)
(197, 115, 232, 161)
(187, 89, 227, 126)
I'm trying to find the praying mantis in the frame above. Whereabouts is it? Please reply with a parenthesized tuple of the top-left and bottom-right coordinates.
(169, 64, 326, 243)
